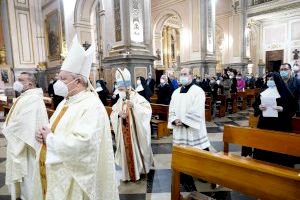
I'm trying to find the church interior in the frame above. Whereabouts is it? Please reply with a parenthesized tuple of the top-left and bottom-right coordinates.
(0, 0, 300, 199)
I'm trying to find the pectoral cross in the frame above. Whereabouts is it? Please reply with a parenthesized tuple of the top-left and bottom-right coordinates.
(82, 41, 91, 50)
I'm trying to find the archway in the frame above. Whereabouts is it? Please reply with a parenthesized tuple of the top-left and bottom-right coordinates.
(153, 9, 183, 71)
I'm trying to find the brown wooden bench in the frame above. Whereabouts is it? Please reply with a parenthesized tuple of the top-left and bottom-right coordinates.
(171, 125, 300, 200)
(151, 103, 170, 139)
(245, 88, 259, 107)
(205, 97, 212, 121)
(249, 113, 300, 134)
(237, 91, 247, 110)
(216, 94, 226, 117)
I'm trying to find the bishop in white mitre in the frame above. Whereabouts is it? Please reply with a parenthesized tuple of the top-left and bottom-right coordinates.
(3, 72, 48, 200)
(110, 68, 154, 182)
(168, 68, 210, 150)
(36, 36, 119, 200)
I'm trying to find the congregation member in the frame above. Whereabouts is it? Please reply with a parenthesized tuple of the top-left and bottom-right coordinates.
(157, 74, 173, 105)
(48, 73, 64, 109)
(168, 67, 211, 190)
(280, 63, 300, 116)
(236, 73, 246, 91)
(3, 72, 48, 200)
(135, 76, 152, 102)
(111, 68, 153, 182)
(36, 36, 119, 200)
(96, 80, 109, 106)
(251, 72, 298, 167)
(292, 60, 300, 78)
(146, 73, 156, 93)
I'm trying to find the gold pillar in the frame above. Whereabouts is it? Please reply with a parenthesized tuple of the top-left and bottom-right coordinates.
(167, 26, 172, 68)
(163, 26, 168, 68)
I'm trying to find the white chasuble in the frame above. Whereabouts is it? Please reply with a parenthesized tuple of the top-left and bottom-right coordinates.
(38, 91, 119, 200)
(168, 85, 210, 149)
(2, 88, 48, 200)
(111, 91, 154, 181)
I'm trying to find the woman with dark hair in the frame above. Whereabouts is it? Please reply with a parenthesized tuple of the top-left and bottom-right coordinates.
(250, 72, 298, 167)
(135, 76, 152, 102)
(96, 80, 109, 106)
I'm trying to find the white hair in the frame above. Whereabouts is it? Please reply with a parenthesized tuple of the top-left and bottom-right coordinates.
(69, 72, 88, 87)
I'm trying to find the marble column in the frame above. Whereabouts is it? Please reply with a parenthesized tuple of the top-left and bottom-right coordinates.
(200, 0, 217, 76)
(102, 0, 155, 85)
(162, 26, 168, 68)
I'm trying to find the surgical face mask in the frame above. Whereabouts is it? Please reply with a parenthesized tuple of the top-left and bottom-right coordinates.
(216, 80, 220, 85)
(49, 80, 54, 84)
(292, 65, 299, 72)
(119, 91, 126, 99)
(180, 76, 189, 86)
(136, 79, 141, 85)
(210, 80, 215, 84)
(54, 79, 76, 97)
(280, 71, 289, 79)
(160, 79, 165, 84)
(196, 79, 201, 83)
(229, 75, 233, 79)
(267, 80, 276, 88)
(236, 76, 241, 80)
(13, 81, 24, 93)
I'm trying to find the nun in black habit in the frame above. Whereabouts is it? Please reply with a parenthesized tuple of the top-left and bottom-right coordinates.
(250, 72, 298, 167)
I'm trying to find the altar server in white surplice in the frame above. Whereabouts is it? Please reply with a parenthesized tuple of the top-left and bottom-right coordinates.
(3, 72, 48, 200)
(110, 68, 153, 182)
(168, 68, 210, 150)
(35, 35, 119, 200)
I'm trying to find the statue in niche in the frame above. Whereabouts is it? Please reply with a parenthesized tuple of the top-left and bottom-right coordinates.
(293, 49, 299, 60)
(156, 49, 161, 60)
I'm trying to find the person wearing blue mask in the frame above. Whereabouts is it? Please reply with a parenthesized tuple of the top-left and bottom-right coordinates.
(246, 72, 298, 167)
(280, 63, 300, 117)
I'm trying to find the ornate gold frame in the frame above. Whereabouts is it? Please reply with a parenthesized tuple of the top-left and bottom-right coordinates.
(45, 10, 61, 61)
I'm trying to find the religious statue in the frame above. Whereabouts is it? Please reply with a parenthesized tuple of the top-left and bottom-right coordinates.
(293, 49, 299, 60)
(156, 49, 161, 60)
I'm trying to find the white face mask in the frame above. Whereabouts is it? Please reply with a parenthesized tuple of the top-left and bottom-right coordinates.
(54, 79, 76, 97)
(119, 91, 126, 99)
(13, 81, 24, 93)
(180, 76, 189, 86)
(136, 79, 141, 85)
(160, 79, 165, 84)
(292, 65, 300, 72)
(216, 80, 220, 85)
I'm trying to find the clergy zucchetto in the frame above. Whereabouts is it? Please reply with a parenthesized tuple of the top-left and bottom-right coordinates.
(3, 72, 48, 200)
(110, 68, 154, 182)
(35, 35, 119, 200)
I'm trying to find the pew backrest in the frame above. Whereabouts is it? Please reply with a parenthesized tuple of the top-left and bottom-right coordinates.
(223, 125, 300, 157)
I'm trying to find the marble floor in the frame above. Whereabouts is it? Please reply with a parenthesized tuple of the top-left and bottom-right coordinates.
(0, 110, 256, 200)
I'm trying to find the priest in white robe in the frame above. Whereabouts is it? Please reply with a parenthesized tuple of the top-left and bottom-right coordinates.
(35, 35, 119, 200)
(2, 72, 48, 200)
(168, 67, 210, 150)
(111, 68, 153, 182)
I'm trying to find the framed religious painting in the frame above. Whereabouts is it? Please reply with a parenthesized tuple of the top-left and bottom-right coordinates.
(45, 10, 61, 61)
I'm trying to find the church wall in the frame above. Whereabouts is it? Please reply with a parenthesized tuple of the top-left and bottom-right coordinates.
(6, 0, 45, 72)
(261, 17, 300, 65)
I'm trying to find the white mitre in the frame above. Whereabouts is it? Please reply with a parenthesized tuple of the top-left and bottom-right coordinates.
(61, 35, 95, 78)
(115, 68, 131, 88)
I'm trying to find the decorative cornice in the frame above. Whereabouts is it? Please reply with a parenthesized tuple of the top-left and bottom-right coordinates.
(152, 0, 186, 11)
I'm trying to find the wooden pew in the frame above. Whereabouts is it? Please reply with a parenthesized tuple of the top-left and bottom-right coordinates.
(249, 113, 300, 134)
(245, 88, 259, 107)
(151, 103, 170, 139)
(230, 93, 238, 113)
(205, 97, 212, 121)
(171, 125, 300, 200)
(216, 94, 226, 117)
(237, 91, 247, 110)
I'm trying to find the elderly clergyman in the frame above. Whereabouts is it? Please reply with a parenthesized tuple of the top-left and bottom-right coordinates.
(3, 72, 48, 200)
(110, 68, 153, 182)
(35, 36, 119, 200)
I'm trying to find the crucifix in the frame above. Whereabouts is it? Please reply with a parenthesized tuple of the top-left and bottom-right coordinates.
(293, 49, 299, 60)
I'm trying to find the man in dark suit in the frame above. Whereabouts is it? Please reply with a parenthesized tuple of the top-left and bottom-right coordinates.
(157, 75, 173, 105)
(146, 73, 156, 94)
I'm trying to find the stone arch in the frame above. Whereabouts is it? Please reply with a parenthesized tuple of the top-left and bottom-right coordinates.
(73, 0, 104, 43)
(152, 9, 183, 68)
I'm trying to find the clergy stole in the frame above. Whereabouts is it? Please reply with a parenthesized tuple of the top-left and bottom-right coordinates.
(39, 105, 69, 199)
(122, 101, 136, 181)
(5, 97, 21, 125)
